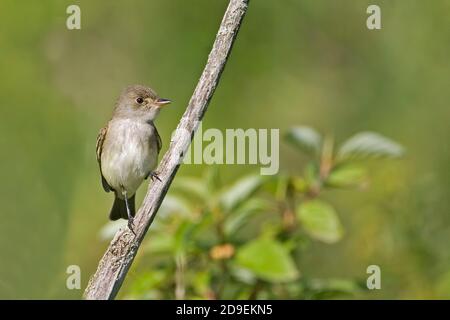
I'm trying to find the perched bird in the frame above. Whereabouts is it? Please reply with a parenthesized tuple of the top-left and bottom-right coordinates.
(96, 85, 171, 232)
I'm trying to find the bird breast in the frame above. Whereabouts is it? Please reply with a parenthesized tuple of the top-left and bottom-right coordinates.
(101, 119, 158, 195)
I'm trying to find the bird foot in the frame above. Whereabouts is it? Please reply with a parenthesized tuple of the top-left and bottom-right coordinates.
(148, 171, 161, 182)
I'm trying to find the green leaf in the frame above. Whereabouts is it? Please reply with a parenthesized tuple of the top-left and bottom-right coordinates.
(220, 175, 265, 213)
(224, 198, 271, 236)
(235, 238, 299, 282)
(230, 266, 257, 285)
(326, 164, 367, 188)
(285, 126, 322, 156)
(306, 278, 363, 299)
(297, 200, 344, 243)
(337, 132, 404, 161)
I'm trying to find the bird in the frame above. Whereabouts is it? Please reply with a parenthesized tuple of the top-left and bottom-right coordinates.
(96, 85, 171, 233)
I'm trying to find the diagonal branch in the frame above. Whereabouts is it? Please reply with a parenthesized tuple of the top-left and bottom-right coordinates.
(84, 0, 250, 300)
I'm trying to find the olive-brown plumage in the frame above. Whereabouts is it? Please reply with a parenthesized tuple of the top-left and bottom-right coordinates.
(96, 85, 171, 232)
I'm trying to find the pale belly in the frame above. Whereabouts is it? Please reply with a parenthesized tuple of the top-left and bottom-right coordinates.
(101, 119, 158, 196)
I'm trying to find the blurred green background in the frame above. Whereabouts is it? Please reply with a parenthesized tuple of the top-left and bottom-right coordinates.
(0, 0, 449, 299)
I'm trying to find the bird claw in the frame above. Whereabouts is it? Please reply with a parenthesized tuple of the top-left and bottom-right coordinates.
(149, 171, 161, 182)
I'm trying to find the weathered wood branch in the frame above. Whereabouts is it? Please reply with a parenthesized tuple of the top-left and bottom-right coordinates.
(84, 0, 250, 300)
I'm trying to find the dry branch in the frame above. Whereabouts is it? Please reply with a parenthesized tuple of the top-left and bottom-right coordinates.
(84, 0, 250, 300)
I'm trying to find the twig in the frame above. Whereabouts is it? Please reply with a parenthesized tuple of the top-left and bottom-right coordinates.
(84, 0, 250, 300)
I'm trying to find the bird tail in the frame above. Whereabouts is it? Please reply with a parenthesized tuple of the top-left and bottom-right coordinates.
(109, 194, 135, 221)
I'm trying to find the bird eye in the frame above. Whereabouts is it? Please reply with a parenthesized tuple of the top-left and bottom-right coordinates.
(136, 97, 144, 104)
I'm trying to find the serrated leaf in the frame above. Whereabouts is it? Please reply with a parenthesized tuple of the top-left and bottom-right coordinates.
(220, 175, 265, 213)
(235, 238, 299, 282)
(326, 164, 367, 188)
(297, 200, 343, 243)
(337, 132, 404, 161)
(285, 126, 322, 156)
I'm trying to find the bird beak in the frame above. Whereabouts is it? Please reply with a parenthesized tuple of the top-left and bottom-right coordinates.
(155, 98, 172, 108)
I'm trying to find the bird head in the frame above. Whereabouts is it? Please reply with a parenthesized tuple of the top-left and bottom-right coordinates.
(114, 84, 171, 122)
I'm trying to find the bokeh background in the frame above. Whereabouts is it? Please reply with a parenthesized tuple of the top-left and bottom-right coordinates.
(0, 0, 449, 299)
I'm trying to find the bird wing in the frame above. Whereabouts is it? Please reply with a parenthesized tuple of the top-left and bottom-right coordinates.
(96, 125, 113, 192)
(154, 125, 162, 154)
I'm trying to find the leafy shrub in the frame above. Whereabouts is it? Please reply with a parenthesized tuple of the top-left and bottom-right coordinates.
(104, 126, 403, 299)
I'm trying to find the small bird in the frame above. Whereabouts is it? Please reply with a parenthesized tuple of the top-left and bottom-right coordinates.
(96, 85, 171, 232)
